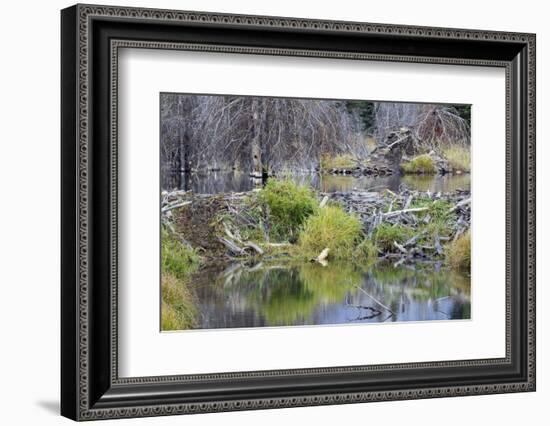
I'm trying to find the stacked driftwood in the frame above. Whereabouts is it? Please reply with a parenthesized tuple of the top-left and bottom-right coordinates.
(162, 189, 267, 259)
(327, 188, 470, 263)
(323, 129, 465, 176)
(323, 164, 394, 176)
(161, 187, 471, 263)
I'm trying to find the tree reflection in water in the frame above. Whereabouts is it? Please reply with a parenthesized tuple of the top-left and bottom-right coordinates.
(162, 171, 470, 195)
(188, 261, 471, 330)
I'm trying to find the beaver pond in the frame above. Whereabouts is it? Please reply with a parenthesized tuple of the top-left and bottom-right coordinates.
(188, 261, 470, 329)
(159, 96, 473, 331)
(163, 170, 470, 195)
(161, 172, 471, 331)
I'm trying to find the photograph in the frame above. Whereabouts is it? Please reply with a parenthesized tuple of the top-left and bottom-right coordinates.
(160, 93, 472, 331)
(54, 2, 538, 420)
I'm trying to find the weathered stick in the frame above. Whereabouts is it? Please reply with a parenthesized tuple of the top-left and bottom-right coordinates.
(244, 241, 264, 255)
(385, 134, 411, 150)
(404, 194, 413, 210)
(161, 200, 191, 213)
(403, 231, 426, 247)
(354, 285, 395, 316)
(311, 247, 330, 266)
(218, 237, 246, 256)
(382, 206, 429, 218)
(449, 197, 471, 212)
(223, 223, 264, 255)
(393, 241, 408, 254)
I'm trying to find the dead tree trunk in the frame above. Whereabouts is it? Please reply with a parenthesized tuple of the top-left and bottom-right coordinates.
(250, 99, 263, 181)
(178, 98, 192, 173)
(386, 133, 406, 175)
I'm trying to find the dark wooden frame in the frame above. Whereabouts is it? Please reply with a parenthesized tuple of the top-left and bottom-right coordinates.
(61, 4, 536, 421)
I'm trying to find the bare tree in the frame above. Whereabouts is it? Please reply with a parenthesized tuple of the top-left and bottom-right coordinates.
(160, 95, 470, 188)
(160, 94, 197, 187)
(372, 102, 470, 151)
(160, 94, 363, 175)
(414, 105, 470, 148)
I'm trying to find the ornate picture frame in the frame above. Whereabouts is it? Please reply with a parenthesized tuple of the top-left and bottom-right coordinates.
(61, 4, 535, 421)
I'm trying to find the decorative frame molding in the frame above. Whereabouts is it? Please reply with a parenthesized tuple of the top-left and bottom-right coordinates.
(61, 4, 535, 421)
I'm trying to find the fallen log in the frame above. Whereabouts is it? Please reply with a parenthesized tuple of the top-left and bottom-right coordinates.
(265, 242, 292, 247)
(403, 231, 426, 247)
(219, 237, 246, 256)
(161, 200, 191, 213)
(223, 223, 264, 256)
(393, 241, 408, 254)
(312, 247, 330, 266)
(382, 206, 429, 218)
(449, 197, 471, 212)
(244, 240, 264, 256)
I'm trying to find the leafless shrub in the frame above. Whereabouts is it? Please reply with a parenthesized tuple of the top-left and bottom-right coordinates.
(160, 94, 364, 173)
(414, 105, 470, 148)
(372, 102, 470, 151)
(160, 95, 470, 180)
(372, 102, 419, 143)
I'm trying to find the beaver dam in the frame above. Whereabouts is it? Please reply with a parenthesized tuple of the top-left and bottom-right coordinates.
(160, 95, 472, 330)
(161, 176, 471, 330)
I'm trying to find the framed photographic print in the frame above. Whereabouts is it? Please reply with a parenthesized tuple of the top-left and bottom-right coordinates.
(61, 4, 536, 421)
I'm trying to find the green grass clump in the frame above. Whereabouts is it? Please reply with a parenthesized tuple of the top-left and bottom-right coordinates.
(410, 197, 455, 222)
(445, 231, 471, 271)
(407, 197, 457, 246)
(161, 228, 201, 280)
(258, 179, 318, 242)
(161, 272, 199, 331)
(352, 238, 379, 261)
(401, 154, 436, 174)
(320, 154, 357, 170)
(373, 223, 414, 252)
(161, 229, 201, 331)
(443, 145, 471, 172)
(298, 205, 362, 260)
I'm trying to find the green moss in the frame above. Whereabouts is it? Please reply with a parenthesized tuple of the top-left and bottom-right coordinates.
(258, 179, 318, 242)
(401, 154, 436, 174)
(298, 205, 362, 260)
(445, 231, 471, 271)
(372, 223, 414, 252)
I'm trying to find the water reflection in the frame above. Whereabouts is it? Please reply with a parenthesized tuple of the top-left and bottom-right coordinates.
(400, 174, 471, 193)
(163, 170, 470, 194)
(189, 262, 471, 329)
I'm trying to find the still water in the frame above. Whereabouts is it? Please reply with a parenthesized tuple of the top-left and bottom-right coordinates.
(163, 170, 470, 194)
(165, 171, 471, 330)
(188, 262, 471, 329)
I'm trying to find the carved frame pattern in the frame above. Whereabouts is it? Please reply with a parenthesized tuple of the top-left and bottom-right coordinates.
(61, 4, 536, 421)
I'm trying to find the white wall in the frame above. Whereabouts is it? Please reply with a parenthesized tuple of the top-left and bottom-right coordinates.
(0, 0, 546, 424)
